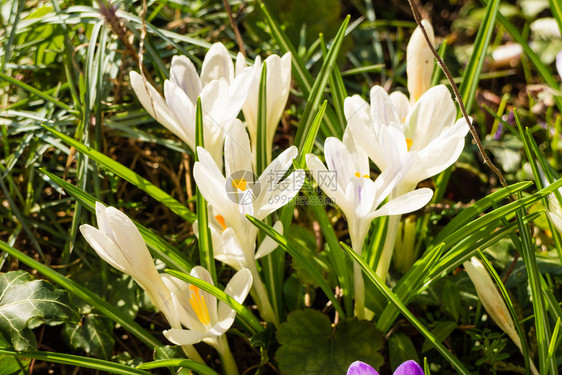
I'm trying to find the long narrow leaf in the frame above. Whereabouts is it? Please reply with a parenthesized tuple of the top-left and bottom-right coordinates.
(340, 242, 471, 375)
(459, 0, 499, 113)
(0, 349, 151, 375)
(246, 215, 345, 317)
(137, 359, 218, 375)
(42, 125, 197, 223)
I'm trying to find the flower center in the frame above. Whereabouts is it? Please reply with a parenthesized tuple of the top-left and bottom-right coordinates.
(406, 138, 413, 151)
(354, 171, 369, 178)
(215, 214, 227, 232)
(189, 285, 210, 326)
(231, 178, 248, 191)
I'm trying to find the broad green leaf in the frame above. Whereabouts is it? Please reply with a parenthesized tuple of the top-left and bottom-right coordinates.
(63, 315, 114, 359)
(421, 321, 457, 353)
(154, 346, 190, 375)
(388, 331, 419, 371)
(441, 279, 461, 322)
(0, 271, 78, 352)
(276, 310, 383, 375)
(42, 126, 197, 223)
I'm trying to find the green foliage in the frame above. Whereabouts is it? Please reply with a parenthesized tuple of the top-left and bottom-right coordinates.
(0, 271, 78, 352)
(276, 310, 383, 374)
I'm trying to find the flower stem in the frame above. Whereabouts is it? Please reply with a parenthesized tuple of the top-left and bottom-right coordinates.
(248, 263, 278, 325)
(351, 236, 366, 319)
(375, 215, 401, 283)
(216, 335, 239, 375)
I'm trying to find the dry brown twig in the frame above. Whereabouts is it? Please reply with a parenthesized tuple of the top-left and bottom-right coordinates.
(407, 0, 508, 188)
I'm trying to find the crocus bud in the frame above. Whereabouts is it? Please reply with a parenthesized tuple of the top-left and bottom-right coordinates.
(407, 20, 435, 103)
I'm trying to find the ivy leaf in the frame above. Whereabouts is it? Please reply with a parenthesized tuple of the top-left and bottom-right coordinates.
(0, 271, 78, 352)
(62, 315, 114, 359)
(276, 310, 383, 375)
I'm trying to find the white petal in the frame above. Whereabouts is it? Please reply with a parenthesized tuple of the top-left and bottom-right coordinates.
(324, 137, 356, 187)
(226, 67, 253, 121)
(370, 188, 433, 219)
(369, 85, 401, 128)
(129, 71, 181, 136)
(389, 91, 411, 124)
(343, 125, 369, 177)
(224, 119, 253, 180)
(255, 221, 283, 259)
(306, 154, 345, 206)
(80, 225, 128, 274)
(163, 80, 196, 148)
(218, 268, 252, 321)
(406, 85, 456, 150)
(256, 146, 298, 197)
(257, 170, 304, 219)
(407, 19, 435, 102)
(164, 328, 210, 346)
(201, 43, 234, 86)
(170, 55, 202, 101)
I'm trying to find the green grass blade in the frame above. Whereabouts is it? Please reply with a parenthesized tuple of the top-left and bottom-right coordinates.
(256, 62, 268, 175)
(246, 215, 345, 317)
(340, 242, 471, 375)
(258, 0, 342, 138)
(459, 0, 500, 114)
(0, 349, 151, 375)
(320, 35, 346, 125)
(549, 0, 562, 36)
(164, 269, 263, 335)
(293, 16, 350, 148)
(0, 72, 76, 114)
(434, 181, 533, 243)
(42, 125, 197, 223)
(0, 240, 161, 348)
(40, 168, 194, 273)
(195, 97, 216, 283)
(137, 359, 218, 375)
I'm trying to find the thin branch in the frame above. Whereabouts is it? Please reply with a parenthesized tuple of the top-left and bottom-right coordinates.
(222, 0, 246, 57)
(407, 0, 508, 188)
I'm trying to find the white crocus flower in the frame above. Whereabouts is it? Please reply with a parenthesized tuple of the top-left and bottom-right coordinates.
(130, 43, 253, 168)
(80, 203, 179, 327)
(80, 203, 204, 362)
(306, 133, 433, 318)
(163, 266, 252, 375)
(464, 257, 538, 375)
(236, 52, 292, 163)
(193, 120, 303, 324)
(406, 20, 435, 103)
(346, 84, 469, 194)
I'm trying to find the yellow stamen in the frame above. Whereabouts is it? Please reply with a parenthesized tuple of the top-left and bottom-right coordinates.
(355, 171, 370, 179)
(406, 138, 413, 151)
(231, 178, 247, 191)
(189, 285, 210, 326)
(215, 215, 227, 232)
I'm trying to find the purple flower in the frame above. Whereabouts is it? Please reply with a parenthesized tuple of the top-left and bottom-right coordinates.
(347, 360, 424, 375)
